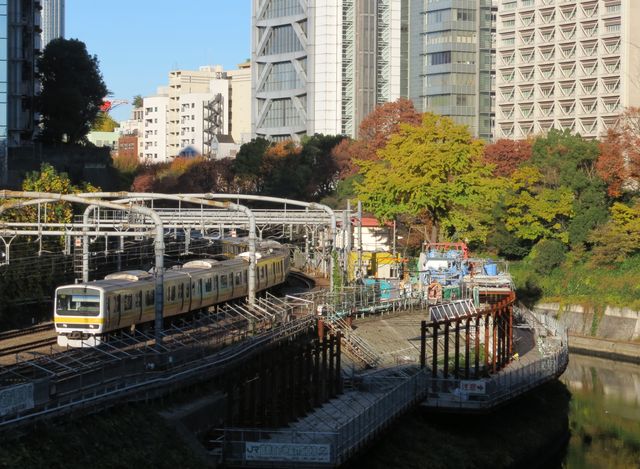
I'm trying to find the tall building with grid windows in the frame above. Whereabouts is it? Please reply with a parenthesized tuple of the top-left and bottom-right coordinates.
(41, 0, 64, 48)
(408, 0, 497, 141)
(495, 0, 640, 140)
(252, 0, 404, 140)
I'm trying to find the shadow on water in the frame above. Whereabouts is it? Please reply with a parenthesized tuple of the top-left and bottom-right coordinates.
(350, 379, 572, 469)
(349, 352, 640, 469)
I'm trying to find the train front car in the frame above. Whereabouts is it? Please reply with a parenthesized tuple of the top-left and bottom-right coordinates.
(54, 285, 105, 347)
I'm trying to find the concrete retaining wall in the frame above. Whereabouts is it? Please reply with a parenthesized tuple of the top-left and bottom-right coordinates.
(534, 303, 640, 341)
(534, 302, 640, 363)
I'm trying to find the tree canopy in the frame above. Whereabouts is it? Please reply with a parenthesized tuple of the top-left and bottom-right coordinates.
(597, 107, 640, 198)
(37, 38, 108, 144)
(483, 139, 532, 177)
(92, 111, 119, 132)
(355, 113, 499, 243)
(339, 98, 421, 176)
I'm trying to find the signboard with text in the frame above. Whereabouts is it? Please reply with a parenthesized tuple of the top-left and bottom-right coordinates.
(460, 380, 486, 395)
(245, 442, 331, 464)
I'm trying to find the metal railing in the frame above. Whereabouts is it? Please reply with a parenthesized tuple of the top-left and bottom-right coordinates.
(0, 300, 315, 431)
(216, 299, 570, 468)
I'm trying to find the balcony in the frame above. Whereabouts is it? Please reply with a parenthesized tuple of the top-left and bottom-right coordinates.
(539, 104, 555, 117)
(539, 66, 555, 80)
(538, 85, 555, 99)
(581, 4, 598, 18)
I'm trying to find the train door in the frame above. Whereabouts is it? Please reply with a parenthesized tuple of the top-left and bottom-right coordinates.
(115, 294, 122, 328)
(231, 272, 237, 297)
(178, 283, 185, 312)
(214, 275, 219, 302)
(196, 278, 202, 308)
(106, 296, 111, 330)
(137, 291, 143, 321)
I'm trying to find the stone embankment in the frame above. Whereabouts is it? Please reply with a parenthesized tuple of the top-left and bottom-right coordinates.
(534, 302, 640, 363)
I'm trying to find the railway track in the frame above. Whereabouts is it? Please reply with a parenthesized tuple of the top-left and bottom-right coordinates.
(0, 337, 58, 357)
(287, 271, 316, 290)
(0, 323, 54, 342)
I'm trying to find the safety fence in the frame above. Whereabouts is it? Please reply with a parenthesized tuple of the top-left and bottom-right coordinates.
(0, 305, 316, 432)
(217, 302, 570, 467)
(422, 305, 568, 410)
(217, 371, 429, 467)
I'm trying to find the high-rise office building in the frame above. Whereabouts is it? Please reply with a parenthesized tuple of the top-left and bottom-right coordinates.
(252, 0, 404, 141)
(409, 0, 497, 141)
(41, 0, 64, 47)
(495, 0, 640, 140)
(0, 0, 42, 184)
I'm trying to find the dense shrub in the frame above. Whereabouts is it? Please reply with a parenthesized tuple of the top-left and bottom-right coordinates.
(530, 239, 567, 275)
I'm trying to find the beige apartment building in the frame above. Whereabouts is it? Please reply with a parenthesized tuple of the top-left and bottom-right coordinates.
(496, 0, 640, 140)
(137, 63, 251, 161)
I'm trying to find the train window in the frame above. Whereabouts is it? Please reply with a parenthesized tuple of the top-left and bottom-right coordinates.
(186, 284, 190, 298)
(146, 290, 154, 305)
(170, 286, 176, 301)
(178, 284, 184, 299)
(205, 278, 212, 292)
(220, 275, 228, 288)
(116, 295, 121, 312)
(124, 294, 133, 310)
(135, 292, 142, 308)
(235, 272, 241, 286)
(243, 271, 247, 284)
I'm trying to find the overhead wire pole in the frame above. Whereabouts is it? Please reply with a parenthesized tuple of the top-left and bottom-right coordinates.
(74, 192, 259, 305)
(193, 194, 337, 291)
(0, 191, 167, 346)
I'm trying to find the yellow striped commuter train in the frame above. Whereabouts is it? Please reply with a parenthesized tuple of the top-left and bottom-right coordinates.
(54, 240, 289, 347)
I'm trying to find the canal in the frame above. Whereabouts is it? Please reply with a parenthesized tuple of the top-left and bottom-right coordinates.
(561, 353, 640, 468)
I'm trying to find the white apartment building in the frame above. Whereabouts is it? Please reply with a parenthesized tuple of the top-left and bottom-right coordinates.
(142, 88, 169, 162)
(163, 65, 246, 159)
(178, 92, 221, 157)
(252, 0, 403, 140)
(496, 0, 640, 140)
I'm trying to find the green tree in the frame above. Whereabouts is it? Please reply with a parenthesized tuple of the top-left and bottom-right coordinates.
(355, 113, 500, 243)
(4, 163, 98, 248)
(133, 95, 143, 108)
(92, 111, 119, 132)
(234, 137, 271, 192)
(37, 38, 109, 144)
(502, 166, 574, 244)
(531, 129, 608, 246)
(589, 201, 640, 264)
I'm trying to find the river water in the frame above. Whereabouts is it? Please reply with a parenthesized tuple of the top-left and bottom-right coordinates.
(561, 353, 640, 468)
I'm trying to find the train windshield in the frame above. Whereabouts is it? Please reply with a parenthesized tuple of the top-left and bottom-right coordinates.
(56, 288, 101, 316)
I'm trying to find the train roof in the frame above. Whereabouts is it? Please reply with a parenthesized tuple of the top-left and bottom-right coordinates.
(105, 270, 153, 282)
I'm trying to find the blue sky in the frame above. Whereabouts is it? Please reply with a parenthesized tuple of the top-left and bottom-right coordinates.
(66, 1, 251, 122)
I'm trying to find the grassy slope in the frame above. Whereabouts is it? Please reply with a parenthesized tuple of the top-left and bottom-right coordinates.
(509, 253, 640, 312)
(0, 405, 205, 469)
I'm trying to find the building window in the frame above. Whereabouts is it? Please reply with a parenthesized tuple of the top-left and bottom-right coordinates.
(428, 51, 451, 66)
